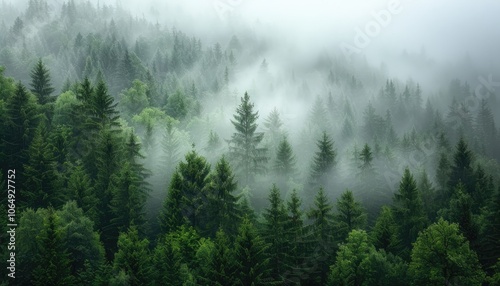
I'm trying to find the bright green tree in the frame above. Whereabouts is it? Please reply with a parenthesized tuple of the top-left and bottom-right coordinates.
(409, 218, 485, 286)
(228, 92, 268, 186)
(112, 227, 152, 286)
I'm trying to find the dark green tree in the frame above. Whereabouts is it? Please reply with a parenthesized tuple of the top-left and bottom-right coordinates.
(153, 235, 183, 285)
(159, 170, 186, 234)
(306, 187, 335, 285)
(479, 185, 500, 268)
(23, 122, 61, 209)
(90, 80, 120, 129)
(203, 157, 240, 238)
(418, 170, 437, 220)
(358, 143, 374, 172)
(409, 218, 485, 285)
(32, 208, 74, 286)
(233, 216, 270, 286)
(392, 168, 427, 257)
(112, 227, 152, 286)
(448, 138, 475, 196)
(2, 82, 38, 176)
(283, 189, 305, 284)
(441, 182, 480, 250)
(262, 184, 288, 283)
(309, 132, 336, 189)
(371, 206, 402, 255)
(203, 228, 236, 286)
(109, 162, 148, 235)
(30, 58, 54, 104)
(334, 189, 367, 242)
(228, 92, 268, 186)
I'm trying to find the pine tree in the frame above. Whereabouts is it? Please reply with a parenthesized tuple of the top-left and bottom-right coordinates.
(262, 185, 288, 283)
(203, 157, 240, 238)
(204, 228, 236, 285)
(113, 227, 152, 286)
(32, 208, 74, 285)
(392, 168, 427, 257)
(334, 189, 367, 242)
(109, 162, 148, 235)
(418, 170, 437, 221)
(479, 185, 500, 268)
(441, 182, 480, 250)
(66, 165, 99, 223)
(448, 138, 475, 196)
(309, 132, 336, 189)
(30, 58, 55, 104)
(2, 82, 38, 175)
(229, 92, 268, 186)
(283, 190, 305, 284)
(233, 217, 270, 286)
(358, 143, 374, 177)
(263, 107, 284, 151)
(306, 187, 335, 285)
(23, 122, 61, 209)
(371, 206, 402, 255)
(91, 80, 120, 129)
(273, 136, 297, 178)
(159, 170, 186, 234)
(153, 235, 183, 285)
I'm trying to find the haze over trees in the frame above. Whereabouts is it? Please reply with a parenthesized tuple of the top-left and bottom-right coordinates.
(0, 0, 500, 285)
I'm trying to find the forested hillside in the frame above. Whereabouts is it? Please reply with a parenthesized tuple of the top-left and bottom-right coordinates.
(1, 0, 500, 285)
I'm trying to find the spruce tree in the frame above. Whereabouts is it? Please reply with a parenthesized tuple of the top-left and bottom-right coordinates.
(262, 185, 288, 283)
(309, 132, 336, 189)
(233, 216, 270, 286)
(306, 187, 335, 285)
(23, 122, 61, 209)
(334, 189, 367, 242)
(204, 228, 236, 285)
(448, 138, 475, 196)
(358, 143, 374, 171)
(30, 58, 54, 104)
(229, 92, 268, 186)
(112, 227, 152, 286)
(371, 206, 402, 255)
(283, 190, 305, 284)
(273, 136, 297, 178)
(153, 235, 183, 285)
(159, 170, 186, 234)
(32, 208, 74, 286)
(203, 157, 240, 238)
(392, 168, 427, 257)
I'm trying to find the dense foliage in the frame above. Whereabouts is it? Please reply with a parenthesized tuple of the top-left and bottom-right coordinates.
(0, 1, 499, 285)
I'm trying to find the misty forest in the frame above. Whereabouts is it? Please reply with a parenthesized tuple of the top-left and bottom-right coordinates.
(1, 0, 500, 285)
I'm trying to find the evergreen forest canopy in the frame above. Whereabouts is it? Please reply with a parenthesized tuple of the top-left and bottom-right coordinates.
(0, 0, 500, 285)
